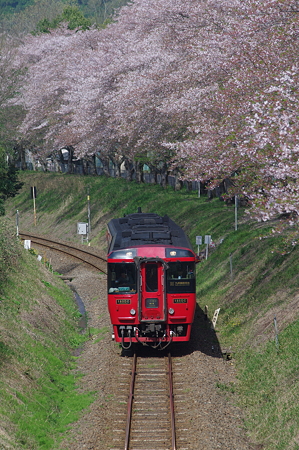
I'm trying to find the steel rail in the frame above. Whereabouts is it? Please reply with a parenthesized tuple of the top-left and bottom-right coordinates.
(168, 352, 177, 450)
(19, 232, 107, 273)
(19, 232, 106, 260)
(124, 353, 137, 450)
(122, 353, 176, 450)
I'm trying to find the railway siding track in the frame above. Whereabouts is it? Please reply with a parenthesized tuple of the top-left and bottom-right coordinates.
(110, 352, 177, 450)
(19, 233, 107, 274)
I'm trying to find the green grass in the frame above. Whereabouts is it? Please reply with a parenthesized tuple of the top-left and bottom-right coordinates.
(14, 351, 90, 447)
(0, 230, 94, 449)
(239, 321, 299, 450)
(5, 345, 93, 450)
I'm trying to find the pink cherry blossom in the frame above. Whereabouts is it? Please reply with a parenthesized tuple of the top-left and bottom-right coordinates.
(5, 0, 299, 225)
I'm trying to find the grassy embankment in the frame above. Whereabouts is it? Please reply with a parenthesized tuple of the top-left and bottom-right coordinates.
(5, 171, 299, 450)
(0, 217, 94, 449)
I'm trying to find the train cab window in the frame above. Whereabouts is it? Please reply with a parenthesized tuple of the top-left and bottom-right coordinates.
(145, 264, 158, 292)
(166, 262, 195, 293)
(108, 263, 137, 294)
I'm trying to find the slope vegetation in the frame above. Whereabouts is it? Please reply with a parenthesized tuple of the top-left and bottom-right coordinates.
(0, 216, 93, 449)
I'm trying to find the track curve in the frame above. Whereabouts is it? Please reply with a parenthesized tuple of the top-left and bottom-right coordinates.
(19, 232, 107, 274)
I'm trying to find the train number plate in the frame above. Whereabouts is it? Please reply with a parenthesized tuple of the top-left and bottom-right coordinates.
(116, 299, 131, 304)
(173, 298, 188, 303)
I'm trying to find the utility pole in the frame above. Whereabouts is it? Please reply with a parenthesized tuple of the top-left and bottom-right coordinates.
(16, 210, 19, 237)
(87, 186, 91, 234)
(31, 186, 37, 226)
(235, 195, 238, 231)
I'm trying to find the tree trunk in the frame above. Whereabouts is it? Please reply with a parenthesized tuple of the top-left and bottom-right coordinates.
(159, 163, 169, 188)
(82, 158, 89, 175)
(109, 156, 122, 178)
(85, 156, 93, 175)
(124, 159, 134, 181)
(17, 146, 26, 171)
(102, 157, 110, 177)
(67, 147, 74, 174)
(87, 155, 97, 175)
(174, 175, 183, 191)
(185, 180, 193, 191)
(134, 161, 144, 183)
(147, 164, 158, 184)
(52, 158, 59, 172)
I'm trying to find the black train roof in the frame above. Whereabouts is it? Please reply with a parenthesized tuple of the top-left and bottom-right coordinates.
(107, 210, 193, 252)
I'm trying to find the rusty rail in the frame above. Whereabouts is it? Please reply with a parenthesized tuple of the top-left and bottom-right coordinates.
(122, 352, 176, 450)
(168, 352, 177, 450)
(124, 353, 137, 450)
(19, 232, 107, 273)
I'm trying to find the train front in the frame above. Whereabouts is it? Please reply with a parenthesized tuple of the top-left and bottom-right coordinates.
(107, 211, 199, 349)
(107, 244, 197, 349)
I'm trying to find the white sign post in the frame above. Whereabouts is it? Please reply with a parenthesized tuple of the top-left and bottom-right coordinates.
(204, 235, 211, 259)
(77, 222, 89, 244)
(196, 235, 202, 256)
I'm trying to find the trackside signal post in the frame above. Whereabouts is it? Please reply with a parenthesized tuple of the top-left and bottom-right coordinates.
(87, 186, 91, 233)
(77, 222, 89, 244)
(31, 186, 37, 226)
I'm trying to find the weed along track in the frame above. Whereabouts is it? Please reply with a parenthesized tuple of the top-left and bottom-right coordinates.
(110, 352, 179, 450)
(19, 233, 107, 273)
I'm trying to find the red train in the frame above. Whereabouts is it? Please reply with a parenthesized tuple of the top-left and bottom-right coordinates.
(107, 208, 199, 349)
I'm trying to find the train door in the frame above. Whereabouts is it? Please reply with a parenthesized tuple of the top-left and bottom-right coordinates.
(140, 262, 165, 322)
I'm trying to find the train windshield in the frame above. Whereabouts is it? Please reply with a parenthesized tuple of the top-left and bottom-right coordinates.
(166, 261, 195, 293)
(108, 263, 137, 294)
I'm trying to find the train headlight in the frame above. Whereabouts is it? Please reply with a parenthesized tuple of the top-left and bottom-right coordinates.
(130, 308, 136, 316)
(168, 308, 175, 315)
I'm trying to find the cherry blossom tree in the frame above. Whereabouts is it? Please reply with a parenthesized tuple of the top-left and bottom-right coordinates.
(7, 0, 299, 225)
(11, 1, 238, 143)
(0, 35, 26, 144)
(170, 0, 299, 221)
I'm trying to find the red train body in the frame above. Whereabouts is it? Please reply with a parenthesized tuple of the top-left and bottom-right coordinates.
(107, 209, 199, 349)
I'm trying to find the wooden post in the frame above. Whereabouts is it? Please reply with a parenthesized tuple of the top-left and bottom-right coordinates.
(204, 305, 208, 321)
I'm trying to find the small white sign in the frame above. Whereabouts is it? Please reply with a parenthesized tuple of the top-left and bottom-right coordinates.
(196, 236, 202, 245)
(77, 222, 88, 235)
(205, 235, 212, 245)
(212, 308, 220, 330)
(24, 240, 31, 250)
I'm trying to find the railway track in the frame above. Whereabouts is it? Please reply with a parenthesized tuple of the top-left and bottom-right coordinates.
(19, 232, 107, 274)
(110, 352, 177, 450)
